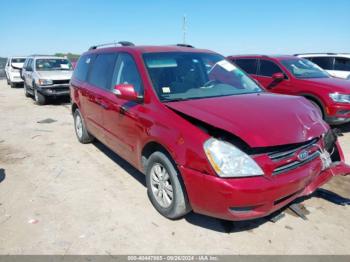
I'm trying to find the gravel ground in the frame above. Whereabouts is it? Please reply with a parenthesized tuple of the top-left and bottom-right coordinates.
(0, 79, 350, 255)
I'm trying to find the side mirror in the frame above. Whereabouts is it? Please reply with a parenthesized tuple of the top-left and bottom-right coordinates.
(112, 84, 139, 101)
(272, 73, 285, 82)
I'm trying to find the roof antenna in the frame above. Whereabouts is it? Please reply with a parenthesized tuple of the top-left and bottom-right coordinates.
(182, 15, 187, 44)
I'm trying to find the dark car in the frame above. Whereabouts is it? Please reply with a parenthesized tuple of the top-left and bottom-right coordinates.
(70, 42, 350, 221)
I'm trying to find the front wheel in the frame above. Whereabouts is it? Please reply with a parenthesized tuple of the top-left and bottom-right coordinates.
(34, 86, 46, 105)
(146, 151, 191, 219)
(24, 82, 30, 97)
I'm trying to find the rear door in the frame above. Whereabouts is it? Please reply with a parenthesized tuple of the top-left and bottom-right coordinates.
(83, 53, 117, 142)
(102, 52, 145, 165)
(256, 59, 292, 94)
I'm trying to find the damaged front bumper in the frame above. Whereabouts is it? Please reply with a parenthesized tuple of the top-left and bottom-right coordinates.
(180, 144, 350, 221)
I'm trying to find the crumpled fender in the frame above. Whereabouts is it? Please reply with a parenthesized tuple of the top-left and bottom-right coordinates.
(329, 162, 350, 176)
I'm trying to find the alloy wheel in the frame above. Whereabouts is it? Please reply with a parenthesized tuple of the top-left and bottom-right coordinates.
(150, 163, 174, 208)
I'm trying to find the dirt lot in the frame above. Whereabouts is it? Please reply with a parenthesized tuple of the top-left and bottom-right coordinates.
(0, 79, 350, 255)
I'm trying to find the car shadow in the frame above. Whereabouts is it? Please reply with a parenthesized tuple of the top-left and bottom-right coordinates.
(0, 168, 6, 183)
(334, 122, 350, 134)
(48, 96, 71, 106)
(92, 141, 146, 187)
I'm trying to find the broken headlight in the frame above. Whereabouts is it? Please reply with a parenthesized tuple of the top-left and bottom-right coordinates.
(204, 138, 264, 178)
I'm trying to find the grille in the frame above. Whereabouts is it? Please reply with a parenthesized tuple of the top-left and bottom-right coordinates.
(268, 138, 320, 175)
(268, 138, 318, 161)
(53, 79, 70, 85)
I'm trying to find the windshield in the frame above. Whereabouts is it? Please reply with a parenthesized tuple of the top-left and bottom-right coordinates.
(143, 52, 263, 102)
(281, 58, 330, 79)
(36, 58, 73, 71)
(11, 58, 26, 64)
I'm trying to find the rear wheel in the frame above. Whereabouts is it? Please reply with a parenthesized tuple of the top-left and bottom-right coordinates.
(73, 109, 94, 144)
(146, 151, 191, 219)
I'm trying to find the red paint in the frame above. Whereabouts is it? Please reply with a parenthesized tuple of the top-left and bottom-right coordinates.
(71, 46, 350, 221)
(228, 55, 350, 125)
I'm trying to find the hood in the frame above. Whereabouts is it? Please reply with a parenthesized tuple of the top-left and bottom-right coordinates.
(37, 70, 73, 80)
(302, 77, 350, 93)
(11, 63, 24, 69)
(165, 93, 328, 148)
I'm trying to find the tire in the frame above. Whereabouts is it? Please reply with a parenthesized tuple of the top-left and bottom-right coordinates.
(24, 82, 30, 97)
(73, 109, 94, 144)
(308, 99, 324, 119)
(6, 77, 10, 85)
(10, 82, 15, 88)
(146, 151, 191, 219)
(34, 85, 46, 105)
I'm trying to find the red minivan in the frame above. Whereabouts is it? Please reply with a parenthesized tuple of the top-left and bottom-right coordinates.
(228, 55, 350, 125)
(70, 43, 350, 221)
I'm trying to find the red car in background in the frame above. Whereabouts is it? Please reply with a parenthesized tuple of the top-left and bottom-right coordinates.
(70, 43, 350, 221)
(228, 55, 350, 125)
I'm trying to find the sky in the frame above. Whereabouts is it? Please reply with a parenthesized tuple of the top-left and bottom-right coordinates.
(0, 0, 349, 57)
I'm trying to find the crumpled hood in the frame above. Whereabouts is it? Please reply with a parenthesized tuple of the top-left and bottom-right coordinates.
(37, 70, 73, 80)
(301, 77, 350, 93)
(165, 93, 329, 148)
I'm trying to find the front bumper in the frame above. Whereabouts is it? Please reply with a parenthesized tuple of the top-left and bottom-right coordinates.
(37, 84, 70, 97)
(325, 103, 350, 125)
(180, 148, 350, 221)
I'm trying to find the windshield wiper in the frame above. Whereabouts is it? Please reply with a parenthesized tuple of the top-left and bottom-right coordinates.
(161, 97, 191, 102)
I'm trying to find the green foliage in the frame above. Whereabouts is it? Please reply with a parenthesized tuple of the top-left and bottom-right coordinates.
(54, 53, 80, 62)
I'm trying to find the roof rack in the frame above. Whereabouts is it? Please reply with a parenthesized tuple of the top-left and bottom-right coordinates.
(295, 52, 339, 56)
(89, 41, 135, 50)
(176, 44, 194, 48)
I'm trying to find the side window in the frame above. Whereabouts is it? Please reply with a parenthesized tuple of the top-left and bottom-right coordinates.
(259, 60, 283, 77)
(311, 57, 334, 70)
(234, 59, 258, 74)
(23, 59, 28, 69)
(334, 57, 350, 71)
(73, 54, 95, 82)
(88, 53, 117, 89)
(113, 53, 143, 95)
(27, 59, 34, 71)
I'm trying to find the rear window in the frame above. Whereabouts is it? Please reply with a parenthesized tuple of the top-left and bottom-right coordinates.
(334, 57, 350, 71)
(73, 54, 95, 82)
(311, 57, 334, 70)
(11, 58, 26, 63)
(234, 59, 258, 74)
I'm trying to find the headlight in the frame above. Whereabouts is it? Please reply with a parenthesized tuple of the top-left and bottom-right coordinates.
(329, 93, 350, 103)
(203, 138, 264, 178)
(38, 79, 53, 86)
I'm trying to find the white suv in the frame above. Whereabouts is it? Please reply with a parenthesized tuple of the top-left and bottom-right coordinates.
(296, 53, 350, 80)
(5, 57, 26, 87)
(22, 56, 73, 105)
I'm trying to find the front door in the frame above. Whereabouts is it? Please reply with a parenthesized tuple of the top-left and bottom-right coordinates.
(102, 53, 145, 166)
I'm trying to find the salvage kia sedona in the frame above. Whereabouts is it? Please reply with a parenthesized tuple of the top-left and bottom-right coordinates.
(70, 42, 350, 221)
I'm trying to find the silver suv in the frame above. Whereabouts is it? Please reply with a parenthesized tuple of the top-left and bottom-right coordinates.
(22, 56, 73, 104)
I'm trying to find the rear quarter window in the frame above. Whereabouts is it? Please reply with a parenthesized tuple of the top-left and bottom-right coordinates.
(73, 54, 95, 82)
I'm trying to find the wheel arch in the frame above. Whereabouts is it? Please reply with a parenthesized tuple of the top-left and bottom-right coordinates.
(300, 93, 326, 117)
